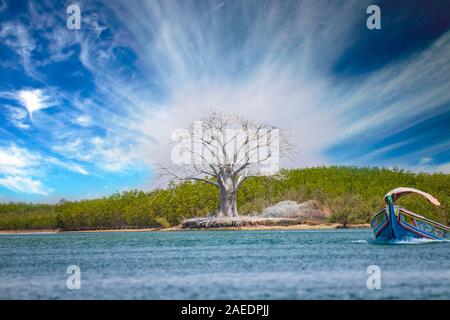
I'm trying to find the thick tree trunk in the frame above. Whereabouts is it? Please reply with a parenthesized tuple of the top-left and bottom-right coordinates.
(218, 187, 238, 217)
(217, 166, 239, 217)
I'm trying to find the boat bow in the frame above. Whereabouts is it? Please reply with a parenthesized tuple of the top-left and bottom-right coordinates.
(371, 187, 448, 241)
(384, 187, 441, 206)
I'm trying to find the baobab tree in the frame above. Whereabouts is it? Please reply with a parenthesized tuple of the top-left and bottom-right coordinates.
(161, 111, 292, 217)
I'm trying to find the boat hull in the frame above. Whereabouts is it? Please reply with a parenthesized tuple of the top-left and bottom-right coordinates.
(370, 206, 449, 241)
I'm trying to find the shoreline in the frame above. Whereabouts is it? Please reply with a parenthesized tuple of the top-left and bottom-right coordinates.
(0, 223, 370, 234)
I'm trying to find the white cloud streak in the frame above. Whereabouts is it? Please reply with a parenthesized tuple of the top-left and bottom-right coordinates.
(52, 135, 136, 173)
(0, 176, 49, 196)
(74, 114, 92, 127)
(0, 144, 51, 195)
(0, 144, 89, 195)
(0, 21, 41, 79)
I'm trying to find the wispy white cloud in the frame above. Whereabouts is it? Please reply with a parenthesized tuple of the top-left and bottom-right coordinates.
(419, 157, 433, 165)
(47, 157, 89, 176)
(18, 89, 54, 118)
(0, 144, 89, 195)
(0, 176, 49, 196)
(0, 144, 50, 195)
(74, 114, 92, 127)
(3, 105, 30, 129)
(0, 88, 56, 119)
(409, 162, 450, 175)
(52, 135, 136, 172)
(380, 141, 450, 174)
(329, 31, 450, 144)
(0, 21, 40, 79)
(0, 144, 39, 175)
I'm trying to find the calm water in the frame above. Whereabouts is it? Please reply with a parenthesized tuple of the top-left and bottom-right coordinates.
(0, 229, 449, 299)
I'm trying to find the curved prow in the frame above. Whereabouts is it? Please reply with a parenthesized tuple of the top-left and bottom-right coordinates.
(384, 187, 440, 206)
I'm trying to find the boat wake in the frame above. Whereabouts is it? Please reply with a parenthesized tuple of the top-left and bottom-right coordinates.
(350, 238, 449, 245)
(373, 237, 449, 245)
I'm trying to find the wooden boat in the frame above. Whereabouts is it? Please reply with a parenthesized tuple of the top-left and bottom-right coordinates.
(371, 187, 449, 241)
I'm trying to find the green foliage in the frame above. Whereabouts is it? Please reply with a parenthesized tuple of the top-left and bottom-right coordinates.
(0, 166, 448, 230)
(0, 203, 57, 230)
(328, 193, 369, 227)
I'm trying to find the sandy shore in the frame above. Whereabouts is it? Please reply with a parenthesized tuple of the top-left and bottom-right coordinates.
(0, 223, 370, 234)
(0, 229, 62, 235)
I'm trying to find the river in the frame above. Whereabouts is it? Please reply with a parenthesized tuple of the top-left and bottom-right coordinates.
(1, 229, 449, 299)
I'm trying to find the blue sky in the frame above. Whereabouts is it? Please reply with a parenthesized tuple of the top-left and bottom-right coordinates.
(0, 0, 449, 202)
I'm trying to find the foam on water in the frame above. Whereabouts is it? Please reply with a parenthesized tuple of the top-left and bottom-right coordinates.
(373, 237, 448, 245)
(349, 240, 368, 244)
(350, 237, 449, 245)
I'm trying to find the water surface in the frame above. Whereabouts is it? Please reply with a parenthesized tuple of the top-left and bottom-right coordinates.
(1, 229, 449, 299)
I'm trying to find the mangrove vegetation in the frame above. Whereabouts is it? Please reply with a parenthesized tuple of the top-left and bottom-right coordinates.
(0, 166, 448, 230)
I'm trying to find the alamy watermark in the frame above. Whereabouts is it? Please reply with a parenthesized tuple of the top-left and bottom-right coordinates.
(66, 4, 380, 31)
(366, 265, 381, 290)
(66, 265, 81, 290)
(366, 5, 381, 30)
(66, 4, 81, 30)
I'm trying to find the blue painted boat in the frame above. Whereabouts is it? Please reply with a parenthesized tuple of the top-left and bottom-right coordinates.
(371, 187, 449, 241)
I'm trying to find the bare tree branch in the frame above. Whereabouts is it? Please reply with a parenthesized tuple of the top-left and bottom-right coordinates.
(158, 110, 293, 217)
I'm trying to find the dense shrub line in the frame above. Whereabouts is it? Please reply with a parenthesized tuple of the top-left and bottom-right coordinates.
(0, 166, 448, 230)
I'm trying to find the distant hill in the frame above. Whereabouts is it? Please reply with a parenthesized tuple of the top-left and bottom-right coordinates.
(58, 198, 69, 205)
